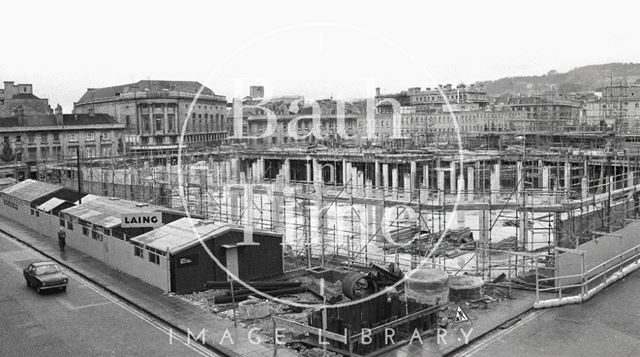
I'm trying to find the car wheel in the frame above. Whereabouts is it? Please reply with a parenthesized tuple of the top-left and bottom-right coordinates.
(60, 286, 67, 292)
(36, 286, 42, 294)
(26, 280, 31, 287)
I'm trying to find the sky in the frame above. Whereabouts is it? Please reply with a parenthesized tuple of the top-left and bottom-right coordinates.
(2, 0, 640, 111)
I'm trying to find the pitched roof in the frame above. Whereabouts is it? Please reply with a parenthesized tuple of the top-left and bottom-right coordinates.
(62, 114, 120, 126)
(77, 80, 216, 103)
(0, 179, 63, 203)
(12, 93, 40, 99)
(129, 218, 233, 254)
(0, 114, 120, 128)
(61, 194, 169, 228)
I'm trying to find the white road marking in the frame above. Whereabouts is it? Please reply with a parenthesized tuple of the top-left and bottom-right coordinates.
(0, 233, 220, 357)
(457, 309, 547, 357)
(56, 299, 113, 311)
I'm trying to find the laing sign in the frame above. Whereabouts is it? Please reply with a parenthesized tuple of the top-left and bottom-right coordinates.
(121, 212, 162, 228)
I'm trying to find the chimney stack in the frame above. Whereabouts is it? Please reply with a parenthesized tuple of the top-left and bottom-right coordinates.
(375, 87, 380, 96)
(55, 104, 63, 125)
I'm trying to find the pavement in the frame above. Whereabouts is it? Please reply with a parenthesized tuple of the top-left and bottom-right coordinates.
(0, 217, 296, 357)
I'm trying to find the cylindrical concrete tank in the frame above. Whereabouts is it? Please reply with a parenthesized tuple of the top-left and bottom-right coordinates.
(449, 275, 484, 302)
(405, 269, 449, 305)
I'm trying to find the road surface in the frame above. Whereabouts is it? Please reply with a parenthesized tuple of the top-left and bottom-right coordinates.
(0, 232, 220, 357)
(455, 270, 640, 357)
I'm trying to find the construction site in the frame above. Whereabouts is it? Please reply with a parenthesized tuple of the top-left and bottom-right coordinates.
(30, 132, 640, 356)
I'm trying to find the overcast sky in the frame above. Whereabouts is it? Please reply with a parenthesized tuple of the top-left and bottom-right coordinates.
(2, 0, 639, 110)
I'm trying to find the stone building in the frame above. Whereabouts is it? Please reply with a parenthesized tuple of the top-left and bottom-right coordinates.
(0, 106, 125, 179)
(0, 81, 52, 117)
(73, 80, 227, 153)
(245, 114, 363, 147)
(507, 96, 582, 132)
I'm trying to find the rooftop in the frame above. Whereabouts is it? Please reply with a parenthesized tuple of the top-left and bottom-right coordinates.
(0, 179, 63, 203)
(0, 113, 122, 129)
(61, 195, 172, 229)
(129, 218, 233, 254)
(77, 80, 220, 104)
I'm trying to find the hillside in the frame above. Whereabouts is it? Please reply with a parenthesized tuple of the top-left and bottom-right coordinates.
(477, 63, 640, 96)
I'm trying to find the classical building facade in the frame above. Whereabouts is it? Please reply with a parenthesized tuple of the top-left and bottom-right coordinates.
(73, 80, 227, 152)
(0, 107, 125, 179)
(507, 96, 582, 131)
(0, 81, 52, 117)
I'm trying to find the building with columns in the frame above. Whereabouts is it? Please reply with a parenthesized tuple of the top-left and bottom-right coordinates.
(73, 80, 227, 153)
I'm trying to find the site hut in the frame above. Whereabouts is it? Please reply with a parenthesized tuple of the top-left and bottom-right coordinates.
(58, 195, 187, 291)
(129, 217, 284, 294)
(0, 179, 85, 232)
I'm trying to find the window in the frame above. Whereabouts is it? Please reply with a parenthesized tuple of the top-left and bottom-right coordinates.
(125, 115, 131, 126)
(68, 133, 78, 142)
(167, 114, 175, 132)
(16, 135, 21, 143)
(101, 132, 110, 141)
(59, 218, 65, 227)
(142, 115, 150, 132)
(154, 114, 163, 131)
(53, 133, 60, 142)
(148, 252, 160, 264)
(134, 246, 144, 258)
(85, 132, 95, 141)
(82, 226, 89, 236)
(27, 134, 35, 143)
(67, 220, 73, 230)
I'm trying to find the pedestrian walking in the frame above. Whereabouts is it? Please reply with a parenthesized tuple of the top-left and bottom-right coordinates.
(58, 227, 66, 253)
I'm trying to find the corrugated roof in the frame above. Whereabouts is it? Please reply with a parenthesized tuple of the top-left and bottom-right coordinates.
(61, 195, 168, 228)
(130, 218, 232, 254)
(77, 80, 216, 103)
(36, 197, 68, 212)
(0, 179, 62, 203)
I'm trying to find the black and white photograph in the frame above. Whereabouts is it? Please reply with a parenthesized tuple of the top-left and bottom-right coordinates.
(1, 1, 639, 356)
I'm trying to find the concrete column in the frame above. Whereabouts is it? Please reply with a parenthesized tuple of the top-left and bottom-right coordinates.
(422, 164, 429, 189)
(306, 160, 312, 184)
(313, 159, 322, 187)
(450, 161, 457, 193)
(564, 160, 571, 193)
(345, 162, 353, 186)
(229, 189, 240, 222)
(457, 175, 465, 201)
(374, 160, 381, 188)
(257, 157, 265, 181)
(628, 170, 635, 188)
(392, 167, 399, 191)
(410, 161, 417, 191)
(542, 166, 550, 191)
(357, 169, 364, 196)
(581, 176, 589, 199)
(491, 163, 501, 202)
(516, 161, 524, 194)
(403, 173, 411, 195)
(382, 164, 389, 188)
(231, 158, 239, 183)
(250, 161, 257, 182)
(282, 159, 291, 184)
(374, 204, 384, 243)
(437, 169, 445, 192)
(342, 159, 348, 186)
(225, 161, 231, 184)
(467, 166, 475, 201)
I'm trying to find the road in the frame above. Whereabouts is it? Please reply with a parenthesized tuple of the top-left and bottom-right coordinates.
(0, 232, 220, 357)
(455, 270, 640, 357)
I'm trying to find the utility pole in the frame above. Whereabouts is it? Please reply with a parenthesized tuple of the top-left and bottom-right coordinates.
(76, 146, 82, 204)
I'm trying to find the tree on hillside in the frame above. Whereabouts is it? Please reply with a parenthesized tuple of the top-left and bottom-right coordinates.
(0, 140, 15, 162)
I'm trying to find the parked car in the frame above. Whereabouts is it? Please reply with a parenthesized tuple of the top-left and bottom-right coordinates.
(23, 261, 68, 293)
